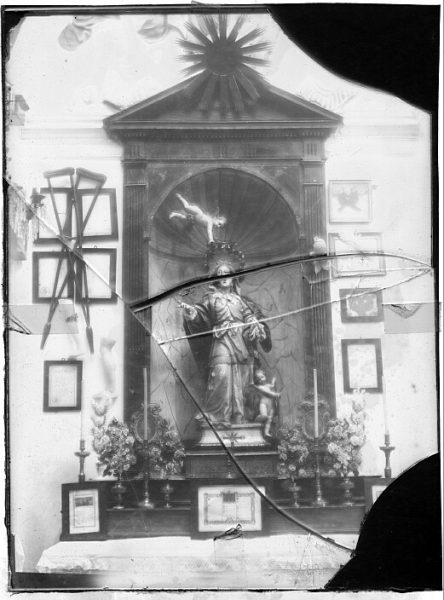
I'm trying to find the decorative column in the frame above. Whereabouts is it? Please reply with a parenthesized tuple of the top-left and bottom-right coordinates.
(122, 156, 150, 421)
(302, 150, 336, 414)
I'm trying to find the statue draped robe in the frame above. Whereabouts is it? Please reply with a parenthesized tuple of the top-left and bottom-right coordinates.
(184, 287, 271, 425)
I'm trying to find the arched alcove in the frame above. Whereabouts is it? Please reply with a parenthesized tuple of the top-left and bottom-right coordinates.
(149, 168, 300, 294)
(149, 168, 306, 439)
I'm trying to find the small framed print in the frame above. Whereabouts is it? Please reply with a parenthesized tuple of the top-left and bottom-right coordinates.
(191, 481, 267, 537)
(363, 477, 393, 512)
(61, 482, 107, 541)
(33, 251, 74, 302)
(35, 188, 72, 243)
(78, 189, 118, 240)
(78, 248, 117, 303)
(341, 338, 383, 393)
(340, 288, 383, 323)
(329, 180, 372, 223)
(329, 233, 386, 277)
(43, 360, 82, 411)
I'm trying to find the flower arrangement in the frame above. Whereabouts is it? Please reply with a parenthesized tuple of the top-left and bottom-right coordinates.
(94, 418, 137, 478)
(277, 421, 312, 479)
(324, 393, 366, 477)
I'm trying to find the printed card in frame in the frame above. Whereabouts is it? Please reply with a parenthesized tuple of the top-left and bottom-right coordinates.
(329, 180, 372, 223)
(329, 233, 386, 277)
(341, 338, 383, 393)
(340, 288, 383, 322)
(191, 480, 268, 538)
(43, 360, 82, 411)
(61, 482, 107, 541)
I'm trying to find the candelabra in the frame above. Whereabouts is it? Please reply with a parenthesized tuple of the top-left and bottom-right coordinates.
(74, 439, 90, 483)
(380, 432, 395, 478)
(311, 441, 326, 507)
(138, 440, 155, 509)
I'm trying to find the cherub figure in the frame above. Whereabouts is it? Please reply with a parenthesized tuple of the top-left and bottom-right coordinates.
(169, 193, 226, 243)
(250, 369, 281, 438)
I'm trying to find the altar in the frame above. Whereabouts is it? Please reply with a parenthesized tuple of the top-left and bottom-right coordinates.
(37, 534, 354, 589)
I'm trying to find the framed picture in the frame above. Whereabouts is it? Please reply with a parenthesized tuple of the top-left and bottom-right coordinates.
(340, 288, 383, 322)
(61, 482, 108, 541)
(43, 360, 82, 411)
(329, 233, 386, 277)
(78, 248, 117, 303)
(329, 180, 372, 223)
(77, 189, 118, 240)
(363, 477, 393, 511)
(191, 480, 267, 538)
(33, 251, 74, 303)
(35, 188, 72, 243)
(35, 188, 118, 242)
(341, 339, 383, 393)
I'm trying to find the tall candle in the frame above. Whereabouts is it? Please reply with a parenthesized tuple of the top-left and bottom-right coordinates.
(80, 379, 86, 441)
(313, 368, 319, 438)
(143, 367, 148, 441)
(382, 376, 389, 436)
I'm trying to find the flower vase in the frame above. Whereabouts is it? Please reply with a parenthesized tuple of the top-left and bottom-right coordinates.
(287, 477, 301, 508)
(340, 476, 354, 506)
(111, 471, 127, 510)
(161, 480, 174, 508)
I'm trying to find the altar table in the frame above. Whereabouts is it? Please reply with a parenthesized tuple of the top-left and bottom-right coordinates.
(37, 534, 355, 589)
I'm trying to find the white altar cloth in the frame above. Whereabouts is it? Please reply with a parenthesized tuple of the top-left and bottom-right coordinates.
(37, 534, 354, 589)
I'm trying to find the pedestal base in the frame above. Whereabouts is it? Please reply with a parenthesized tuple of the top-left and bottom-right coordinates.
(185, 449, 278, 479)
(196, 423, 269, 448)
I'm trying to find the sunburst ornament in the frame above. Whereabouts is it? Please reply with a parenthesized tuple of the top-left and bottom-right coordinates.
(178, 14, 270, 114)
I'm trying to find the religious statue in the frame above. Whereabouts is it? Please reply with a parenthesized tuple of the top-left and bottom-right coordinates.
(169, 193, 226, 243)
(179, 260, 272, 426)
(250, 369, 281, 438)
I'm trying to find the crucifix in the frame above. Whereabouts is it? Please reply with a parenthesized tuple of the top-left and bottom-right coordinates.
(40, 167, 106, 353)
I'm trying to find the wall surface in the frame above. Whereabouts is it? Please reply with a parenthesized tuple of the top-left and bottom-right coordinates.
(6, 12, 437, 570)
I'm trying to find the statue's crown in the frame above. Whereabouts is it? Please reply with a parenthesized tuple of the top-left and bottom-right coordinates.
(205, 241, 245, 275)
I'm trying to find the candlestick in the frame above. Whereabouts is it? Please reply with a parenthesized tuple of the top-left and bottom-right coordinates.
(143, 367, 148, 441)
(74, 438, 90, 483)
(80, 379, 86, 440)
(311, 441, 326, 507)
(382, 376, 389, 436)
(313, 368, 319, 438)
(138, 440, 155, 509)
(380, 432, 395, 478)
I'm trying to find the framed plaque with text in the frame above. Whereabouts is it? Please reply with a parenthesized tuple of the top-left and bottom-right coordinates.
(61, 482, 108, 541)
(191, 481, 268, 537)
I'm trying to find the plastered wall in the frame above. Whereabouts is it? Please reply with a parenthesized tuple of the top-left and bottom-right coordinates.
(7, 60, 437, 574)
